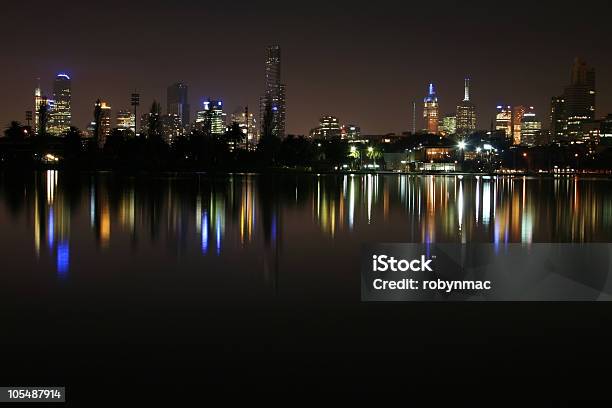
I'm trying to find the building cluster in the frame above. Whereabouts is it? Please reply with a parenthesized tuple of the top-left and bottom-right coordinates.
(418, 58, 610, 148)
(30, 45, 288, 149)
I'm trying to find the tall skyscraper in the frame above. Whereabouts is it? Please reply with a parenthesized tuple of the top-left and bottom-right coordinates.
(34, 79, 43, 134)
(48, 73, 72, 135)
(512, 105, 526, 145)
(455, 78, 476, 135)
(260, 45, 286, 138)
(423, 83, 439, 134)
(495, 105, 513, 139)
(550, 96, 567, 140)
(116, 110, 135, 133)
(167, 82, 190, 128)
(550, 58, 596, 141)
(98, 101, 112, 147)
(196, 100, 226, 135)
(520, 106, 542, 147)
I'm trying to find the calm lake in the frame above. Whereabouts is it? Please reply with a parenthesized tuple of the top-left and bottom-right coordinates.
(1, 171, 612, 399)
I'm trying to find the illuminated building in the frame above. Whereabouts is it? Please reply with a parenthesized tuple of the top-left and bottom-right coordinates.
(341, 124, 360, 140)
(520, 107, 541, 147)
(455, 78, 476, 135)
(512, 106, 525, 145)
(230, 108, 258, 146)
(167, 82, 190, 129)
(550, 58, 596, 141)
(310, 115, 341, 139)
(260, 45, 286, 138)
(439, 115, 456, 136)
(601, 114, 612, 143)
(495, 105, 512, 139)
(196, 100, 226, 135)
(94, 100, 112, 147)
(423, 83, 439, 134)
(550, 96, 567, 141)
(162, 113, 183, 143)
(116, 110, 135, 133)
(34, 79, 44, 134)
(48, 73, 72, 135)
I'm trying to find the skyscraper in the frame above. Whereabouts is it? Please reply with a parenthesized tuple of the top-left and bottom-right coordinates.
(550, 58, 596, 141)
(48, 73, 72, 135)
(196, 100, 226, 135)
(34, 79, 43, 134)
(495, 105, 512, 139)
(423, 83, 439, 134)
(455, 78, 476, 135)
(550, 96, 567, 140)
(260, 45, 286, 138)
(520, 107, 542, 147)
(116, 110, 135, 133)
(512, 106, 526, 145)
(167, 82, 190, 129)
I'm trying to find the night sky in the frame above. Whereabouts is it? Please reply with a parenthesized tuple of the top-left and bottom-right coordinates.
(2, 0, 612, 135)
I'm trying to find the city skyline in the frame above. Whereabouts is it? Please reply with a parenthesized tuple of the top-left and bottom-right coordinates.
(1, 1, 612, 135)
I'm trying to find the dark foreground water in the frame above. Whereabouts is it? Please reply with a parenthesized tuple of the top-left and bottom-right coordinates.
(1, 171, 612, 402)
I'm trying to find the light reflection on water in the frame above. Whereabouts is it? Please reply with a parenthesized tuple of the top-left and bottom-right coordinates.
(0, 171, 611, 278)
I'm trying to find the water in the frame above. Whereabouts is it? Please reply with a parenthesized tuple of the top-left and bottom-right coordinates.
(1, 171, 612, 399)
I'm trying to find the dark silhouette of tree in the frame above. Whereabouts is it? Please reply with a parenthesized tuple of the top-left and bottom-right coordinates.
(323, 138, 349, 170)
(279, 135, 315, 167)
(4, 121, 27, 140)
(64, 126, 82, 161)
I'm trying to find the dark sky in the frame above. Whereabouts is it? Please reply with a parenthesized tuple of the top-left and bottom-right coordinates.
(2, 1, 612, 135)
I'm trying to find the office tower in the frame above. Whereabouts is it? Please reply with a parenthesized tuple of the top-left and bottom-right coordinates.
(230, 108, 258, 145)
(600, 114, 612, 144)
(512, 106, 526, 145)
(495, 105, 512, 139)
(456, 78, 476, 135)
(48, 73, 72, 135)
(550, 96, 567, 141)
(116, 110, 136, 133)
(565, 58, 596, 139)
(94, 100, 112, 147)
(550, 58, 596, 141)
(439, 115, 457, 136)
(423, 83, 439, 134)
(520, 107, 542, 147)
(162, 114, 183, 143)
(34, 79, 44, 133)
(195, 100, 226, 135)
(167, 82, 190, 128)
(341, 124, 360, 140)
(310, 115, 342, 139)
(260, 45, 286, 138)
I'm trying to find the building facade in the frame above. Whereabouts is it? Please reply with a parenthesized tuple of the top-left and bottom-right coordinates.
(310, 115, 341, 139)
(48, 73, 72, 135)
(455, 78, 476, 135)
(423, 83, 439, 134)
(167, 82, 190, 129)
(260, 45, 286, 138)
(520, 107, 542, 147)
(495, 105, 513, 140)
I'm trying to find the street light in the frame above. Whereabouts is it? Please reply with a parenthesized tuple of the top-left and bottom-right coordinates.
(458, 141, 466, 150)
